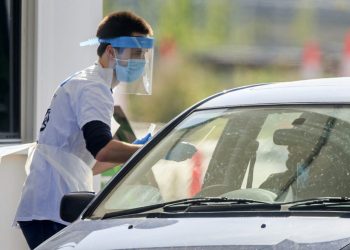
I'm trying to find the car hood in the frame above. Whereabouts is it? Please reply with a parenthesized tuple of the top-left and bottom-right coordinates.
(37, 216, 350, 249)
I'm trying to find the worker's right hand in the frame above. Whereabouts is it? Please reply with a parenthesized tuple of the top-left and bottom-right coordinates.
(133, 133, 152, 145)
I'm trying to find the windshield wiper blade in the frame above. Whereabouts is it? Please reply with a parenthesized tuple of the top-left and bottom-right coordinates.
(102, 202, 168, 220)
(163, 197, 280, 212)
(284, 197, 350, 210)
(164, 197, 270, 207)
(163, 197, 269, 206)
(102, 197, 272, 219)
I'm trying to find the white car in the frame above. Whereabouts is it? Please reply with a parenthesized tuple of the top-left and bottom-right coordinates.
(38, 78, 350, 249)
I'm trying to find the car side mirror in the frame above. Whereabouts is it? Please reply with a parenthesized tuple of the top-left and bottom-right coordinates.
(60, 192, 95, 223)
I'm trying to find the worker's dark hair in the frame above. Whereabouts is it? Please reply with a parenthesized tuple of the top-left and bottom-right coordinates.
(96, 11, 153, 57)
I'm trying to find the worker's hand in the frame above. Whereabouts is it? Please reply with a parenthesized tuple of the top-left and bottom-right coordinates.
(165, 142, 197, 162)
(133, 133, 152, 145)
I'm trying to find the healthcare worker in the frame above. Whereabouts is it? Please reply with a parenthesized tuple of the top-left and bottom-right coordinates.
(14, 11, 154, 249)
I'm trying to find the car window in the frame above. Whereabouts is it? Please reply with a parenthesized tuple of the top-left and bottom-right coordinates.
(92, 105, 350, 218)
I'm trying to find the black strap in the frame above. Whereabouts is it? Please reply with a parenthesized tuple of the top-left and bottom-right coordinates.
(246, 141, 259, 188)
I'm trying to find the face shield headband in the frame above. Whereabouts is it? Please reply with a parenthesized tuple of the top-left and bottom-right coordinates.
(80, 36, 155, 95)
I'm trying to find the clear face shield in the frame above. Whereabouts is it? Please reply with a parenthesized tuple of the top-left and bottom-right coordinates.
(81, 36, 154, 95)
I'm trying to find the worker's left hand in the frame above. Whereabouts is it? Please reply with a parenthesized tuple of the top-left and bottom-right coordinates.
(133, 133, 152, 145)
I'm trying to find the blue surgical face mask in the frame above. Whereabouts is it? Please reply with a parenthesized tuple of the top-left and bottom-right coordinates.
(115, 59, 146, 83)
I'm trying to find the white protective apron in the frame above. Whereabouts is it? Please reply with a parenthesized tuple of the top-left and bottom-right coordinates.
(26, 143, 93, 192)
(13, 143, 93, 226)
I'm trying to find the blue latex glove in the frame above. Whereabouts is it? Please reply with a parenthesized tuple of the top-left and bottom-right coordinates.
(165, 142, 197, 162)
(133, 133, 152, 145)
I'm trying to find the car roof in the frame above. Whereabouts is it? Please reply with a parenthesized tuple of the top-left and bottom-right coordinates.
(198, 77, 350, 109)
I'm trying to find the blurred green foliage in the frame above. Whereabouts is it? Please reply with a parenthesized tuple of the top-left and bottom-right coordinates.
(104, 0, 350, 123)
(129, 56, 222, 123)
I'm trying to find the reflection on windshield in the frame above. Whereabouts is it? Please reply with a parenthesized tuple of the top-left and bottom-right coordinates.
(92, 105, 350, 218)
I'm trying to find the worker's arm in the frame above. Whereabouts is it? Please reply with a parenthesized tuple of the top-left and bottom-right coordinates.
(92, 161, 116, 175)
(92, 161, 119, 175)
(95, 139, 141, 163)
(83, 120, 142, 166)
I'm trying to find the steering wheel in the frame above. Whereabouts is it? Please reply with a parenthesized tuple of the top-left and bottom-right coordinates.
(222, 188, 277, 203)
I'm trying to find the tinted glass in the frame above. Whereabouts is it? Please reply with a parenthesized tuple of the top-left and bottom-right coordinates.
(0, 0, 20, 140)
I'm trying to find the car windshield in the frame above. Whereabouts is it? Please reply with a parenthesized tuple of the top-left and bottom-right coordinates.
(92, 105, 350, 218)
